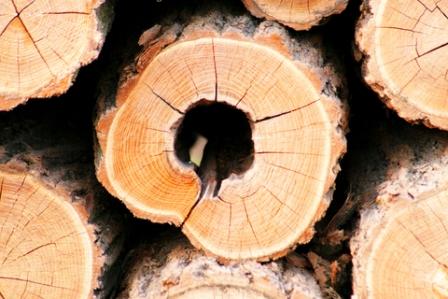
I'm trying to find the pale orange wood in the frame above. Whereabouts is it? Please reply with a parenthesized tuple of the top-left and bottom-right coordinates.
(242, 0, 348, 30)
(0, 119, 125, 298)
(95, 13, 347, 261)
(356, 0, 448, 130)
(116, 236, 324, 299)
(353, 192, 448, 299)
(0, 167, 97, 299)
(349, 123, 448, 298)
(0, 0, 111, 110)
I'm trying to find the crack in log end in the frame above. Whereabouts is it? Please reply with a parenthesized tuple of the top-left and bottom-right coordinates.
(417, 41, 448, 58)
(0, 0, 103, 108)
(0, 178, 3, 202)
(358, 0, 448, 129)
(0, 276, 72, 290)
(255, 99, 320, 123)
(212, 38, 218, 102)
(2, 3, 56, 78)
(0, 17, 17, 39)
(242, 198, 261, 247)
(18, 0, 37, 14)
(17, 242, 56, 260)
(397, 220, 448, 269)
(146, 84, 184, 115)
(173, 99, 254, 200)
(9, 0, 19, 13)
(41, 12, 90, 15)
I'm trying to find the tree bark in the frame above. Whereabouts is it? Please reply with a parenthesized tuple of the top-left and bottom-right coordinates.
(0, 118, 126, 298)
(0, 0, 112, 111)
(356, 0, 448, 130)
(349, 122, 448, 298)
(95, 10, 347, 261)
(116, 235, 324, 299)
(241, 0, 348, 30)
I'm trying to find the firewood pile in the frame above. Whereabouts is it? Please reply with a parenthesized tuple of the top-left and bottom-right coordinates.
(0, 0, 446, 298)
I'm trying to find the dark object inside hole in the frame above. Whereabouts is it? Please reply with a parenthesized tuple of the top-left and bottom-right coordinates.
(173, 99, 254, 197)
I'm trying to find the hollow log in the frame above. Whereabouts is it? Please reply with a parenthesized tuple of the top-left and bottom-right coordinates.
(0, 118, 125, 298)
(241, 0, 349, 30)
(356, 0, 448, 130)
(0, 0, 112, 111)
(349, 122, 448, 298)
(95, 11, 347, 261)
(116, 235, 324, 299)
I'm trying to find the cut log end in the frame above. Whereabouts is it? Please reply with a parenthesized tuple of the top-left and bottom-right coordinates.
(349, 124, 448, 299)
(96, 15, 347, 261)
(241, 0, 349, 30)
(356, 0, 448, 130)
(352, 188, 448, 299)
(117, 236, 324, 299)
(0, 0, 108, 110)
(0, 167, 99, 299)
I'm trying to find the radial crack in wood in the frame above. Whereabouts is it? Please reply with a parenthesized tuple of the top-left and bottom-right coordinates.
(0, 168, 95, 299)
(0, 115, 127, 298)
(241, 0, 348, 30)
(356, 0, 448, 130)
(116, 236, 324, 299)
(0, 0, 111, 110)
(95, 13, 347, 261)
(353, 190, 448, 299)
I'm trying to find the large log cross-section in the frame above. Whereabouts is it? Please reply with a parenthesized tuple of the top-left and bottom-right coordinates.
(95, 13, 347, 261)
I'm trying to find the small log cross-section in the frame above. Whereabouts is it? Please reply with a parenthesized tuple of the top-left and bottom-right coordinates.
(353, 190, 448, 298)
(241, 0, 349, 30)
(0, 168, 96, 299)
(356, 0, 448, 130)
(0, 118, 125, 298)
(116, 236, 324, 299)
(95, 13, 347, 261)
(349, 124, 448, 298)
(0, 0, 110, 110)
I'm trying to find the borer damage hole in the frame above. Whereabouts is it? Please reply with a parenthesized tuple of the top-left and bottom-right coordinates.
(173, 99, 254, 198)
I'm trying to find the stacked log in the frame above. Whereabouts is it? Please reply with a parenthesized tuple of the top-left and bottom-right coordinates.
(0, 0, 111, 110)
(116, 235, 324, 299)
(356, 0, 448, 130)
(1, 0, 446, 297)
(0, 117, 125, 298)
(241, 0, 349, 30)
(94, 10, 347, 261)
(349, 122, 448, 298)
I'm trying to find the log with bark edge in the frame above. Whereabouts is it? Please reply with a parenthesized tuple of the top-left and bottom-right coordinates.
(0, 118, 126, 298)
(349, 122, 448, 298)
(116, 235, 324, 299)
(356, 0, 448, 130)
(0, 0, 112, 111)
(95, 11, 347, 261)
(241, 0, 349, 30)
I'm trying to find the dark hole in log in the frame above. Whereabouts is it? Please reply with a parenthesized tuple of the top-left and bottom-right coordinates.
(173, 99, 254, 197)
